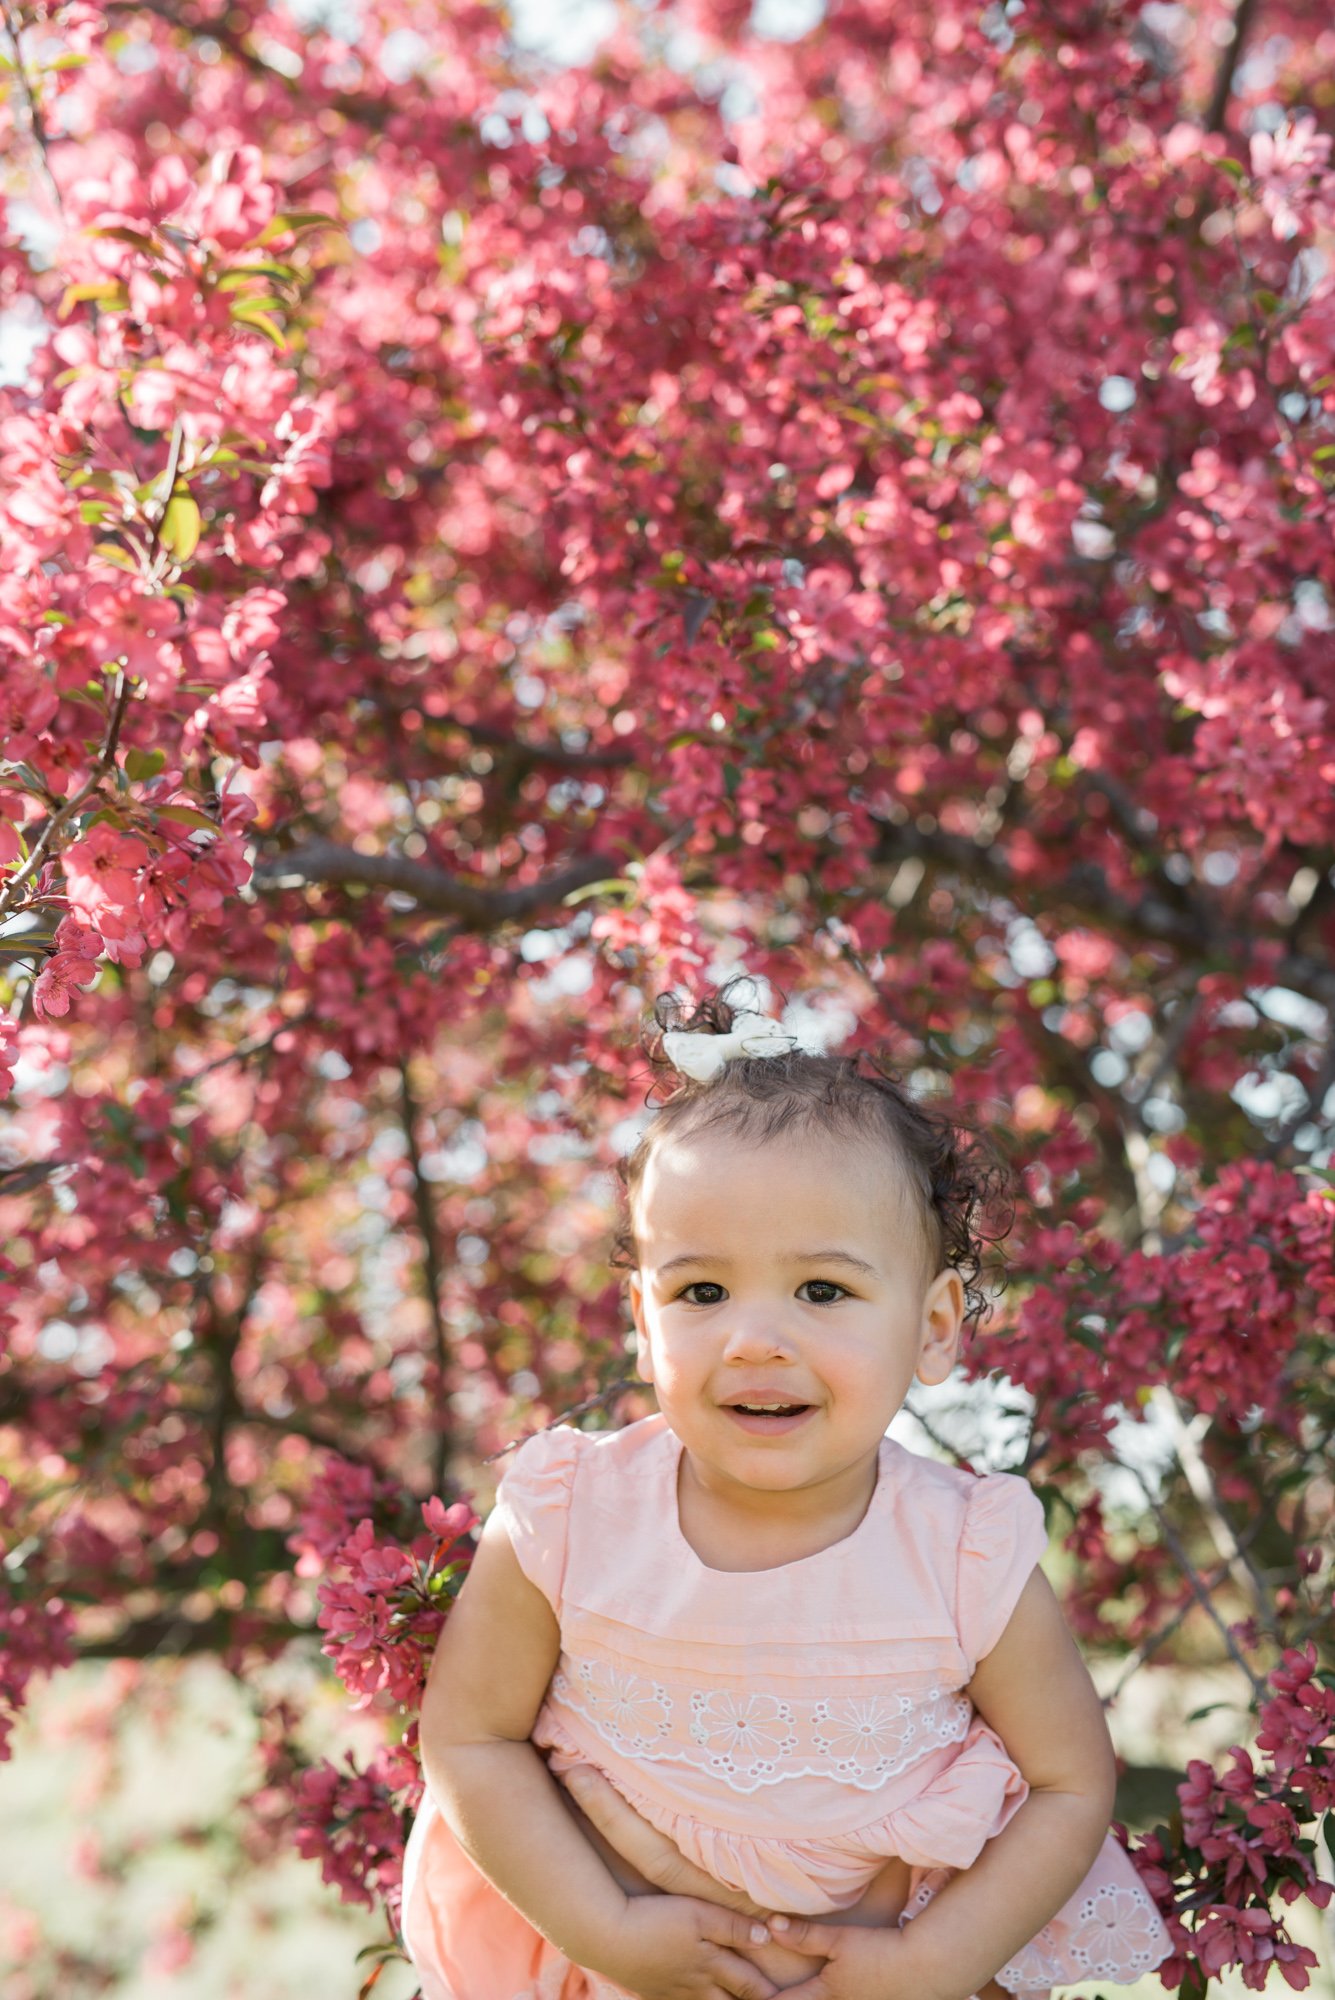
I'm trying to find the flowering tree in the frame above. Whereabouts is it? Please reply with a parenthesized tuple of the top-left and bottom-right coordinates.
(1, 0, 1334, 1990)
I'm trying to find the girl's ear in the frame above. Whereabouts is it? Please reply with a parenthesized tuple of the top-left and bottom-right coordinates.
(629, 1272, 655, 1384)
(915, 1268, 965, 1386)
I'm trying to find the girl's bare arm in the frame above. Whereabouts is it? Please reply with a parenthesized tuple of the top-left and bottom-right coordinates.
(419, 1512, 778, 2000)
(775, 1566, 1118, 2000)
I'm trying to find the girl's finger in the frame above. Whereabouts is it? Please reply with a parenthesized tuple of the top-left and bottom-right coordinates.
(696, 1904, 772, 1954)
(753, 1916, 841, 1958)
(564, 1769, 767, 1917)
(703, 1948, 779, 2000)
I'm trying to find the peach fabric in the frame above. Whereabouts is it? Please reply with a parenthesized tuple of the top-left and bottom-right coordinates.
(402, 1416, 1172, 2000)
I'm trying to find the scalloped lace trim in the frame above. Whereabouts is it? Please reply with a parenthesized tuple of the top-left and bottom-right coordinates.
(545, 1656, 973, 1795)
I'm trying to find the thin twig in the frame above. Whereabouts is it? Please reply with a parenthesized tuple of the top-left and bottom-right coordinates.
(0, 672, 133, 919)
(1131, 1465, 1269, 1700)
(399, 1058, 452, 1494)
(0, 0, 66, 216)
(1146, 1384, 1279, 1635)
(1101, 1560, 1232, 1708)
(1262, 1036, 1335, 1161)
(167, 1011, 316, 1094)
(483, 1377, 639, 1464)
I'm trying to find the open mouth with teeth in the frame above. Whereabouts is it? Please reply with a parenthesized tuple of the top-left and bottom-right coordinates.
(723, 1401, 815, 1433)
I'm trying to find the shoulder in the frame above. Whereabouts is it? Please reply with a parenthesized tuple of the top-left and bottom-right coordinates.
(498, 1412, 669, 1503)
(878, 1434, 985, 1515)
(879, 1437, 1047, 1556)
(491, 1415, 671, 1610)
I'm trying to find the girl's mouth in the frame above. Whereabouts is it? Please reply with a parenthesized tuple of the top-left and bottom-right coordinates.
(723, 1402, 814, 1435)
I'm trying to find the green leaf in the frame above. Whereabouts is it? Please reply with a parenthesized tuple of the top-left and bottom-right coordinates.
(86, 225, 161, 254)
(225, 292, 287, 315)
(230, 305, 288, 349)
(1217, 157, 1248, 183)
(216, 262, 296, 287)
(59, 279, 128, 317)
(125, 747, 167, 783)
(93, 541, 140, 574)
(560, 877, 636, 907)
(260, 211, 340, 242)
(159, 491, 202, 561)
(155, 804, 217, 832)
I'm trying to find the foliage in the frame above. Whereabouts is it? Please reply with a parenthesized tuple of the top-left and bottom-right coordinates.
(1, 0, 1334, 1988)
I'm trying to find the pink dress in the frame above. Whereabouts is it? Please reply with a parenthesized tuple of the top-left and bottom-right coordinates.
(402, 1416, 1171, 2000)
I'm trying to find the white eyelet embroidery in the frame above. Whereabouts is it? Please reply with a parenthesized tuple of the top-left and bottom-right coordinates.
(995, 1880, 1168, 1988)
(549, 1658, 972, 1794)
(901, 1858, 1168, 1993)
(1065, 1882, 1171, 1979)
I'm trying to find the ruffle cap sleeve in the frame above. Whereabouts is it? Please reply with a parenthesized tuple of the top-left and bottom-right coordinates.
(491, 1425, 581, 1611)
(955, 1471, 1049, 1675)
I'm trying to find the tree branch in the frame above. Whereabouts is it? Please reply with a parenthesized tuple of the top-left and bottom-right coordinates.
(1131, 1466, 1269, 1700)
(870, 813, 1335, 1015)
(379, 693, 636, 775)
(399, 1058, 452, 1493)
(249, 841, 615, 925)
(102, 0, 393, 129)
(1204, 0, 1264, 134)
(1, 0, 66, 217)
(74, 1607, 304, 1661)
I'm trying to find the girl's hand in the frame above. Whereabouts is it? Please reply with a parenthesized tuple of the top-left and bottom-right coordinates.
(563, 1767, 830, 1990)
(564, 1767, 768, 1916)
(749, 1921, 948, 2000)
(589, 1893, 781, 2000)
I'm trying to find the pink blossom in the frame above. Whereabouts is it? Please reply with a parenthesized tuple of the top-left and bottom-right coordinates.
(80, 583, 181, 695)
(61, 826, 147, 943)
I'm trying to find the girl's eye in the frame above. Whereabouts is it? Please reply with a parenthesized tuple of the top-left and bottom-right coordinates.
(680, 1281, 727, 1306)
(798, 1280, 848, 1305)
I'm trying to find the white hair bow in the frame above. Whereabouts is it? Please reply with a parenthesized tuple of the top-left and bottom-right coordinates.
(662, 1011, 795, 1082)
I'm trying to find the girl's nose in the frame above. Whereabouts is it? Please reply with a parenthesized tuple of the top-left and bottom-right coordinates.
(721, 1313, 797, 1361)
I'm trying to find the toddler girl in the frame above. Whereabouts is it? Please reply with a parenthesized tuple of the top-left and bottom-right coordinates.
(403, 992, 1173, 2000)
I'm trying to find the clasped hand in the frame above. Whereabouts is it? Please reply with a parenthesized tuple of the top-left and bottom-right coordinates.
(591, 1893, 933, 2000)
(563, 1766, 950, 2000)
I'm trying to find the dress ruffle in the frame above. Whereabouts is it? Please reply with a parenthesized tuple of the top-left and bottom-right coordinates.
(543, 1714, 1028, 1914)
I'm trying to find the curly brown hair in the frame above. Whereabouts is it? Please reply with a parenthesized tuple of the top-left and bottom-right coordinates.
(611, 981, 1013, 1329)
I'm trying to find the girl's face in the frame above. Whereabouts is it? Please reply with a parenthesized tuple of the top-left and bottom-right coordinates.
(628, 1126, 964, 1511)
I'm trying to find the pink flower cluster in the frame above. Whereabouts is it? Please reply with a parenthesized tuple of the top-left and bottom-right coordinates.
(28, 778, 259, 1020)
(997, 1161, 1335, 1452)
(1256, 1644, 1335, 1814)
(289, 1454, 399, 1573)
(294, 1740, 423, 1918)
(1131, 1643, 1335, 1992)
(316, 1495, 476, 1712)
(0, 1563, 76, 1762)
